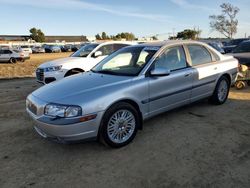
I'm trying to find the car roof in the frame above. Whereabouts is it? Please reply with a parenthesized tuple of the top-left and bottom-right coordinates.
(241, 39, 250, 43)
(93, 41, 137, 45)
(134, 40, 208, 48)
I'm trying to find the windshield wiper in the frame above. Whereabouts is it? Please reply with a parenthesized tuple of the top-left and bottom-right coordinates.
(91, 70, 118, 75)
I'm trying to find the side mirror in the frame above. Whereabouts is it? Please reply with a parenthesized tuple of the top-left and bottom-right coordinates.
(150, 67, 170, 77)
(94, 51, 103, 58)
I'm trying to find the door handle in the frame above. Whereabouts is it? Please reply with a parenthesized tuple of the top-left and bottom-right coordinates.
(214, 67, 218, 70)
(184, 73, 191, 77)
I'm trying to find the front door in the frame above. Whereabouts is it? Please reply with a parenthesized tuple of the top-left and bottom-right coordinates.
(148, 45, 193, 116)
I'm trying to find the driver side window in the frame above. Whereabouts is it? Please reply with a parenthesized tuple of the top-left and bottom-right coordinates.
(155, 46, 187, 71)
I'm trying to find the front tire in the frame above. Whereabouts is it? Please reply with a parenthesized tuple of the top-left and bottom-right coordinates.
(99, 102, 139, 148)
(210, 76, 230, 105)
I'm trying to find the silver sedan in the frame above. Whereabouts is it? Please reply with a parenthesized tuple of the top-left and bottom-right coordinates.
(26, 41, 238, 148)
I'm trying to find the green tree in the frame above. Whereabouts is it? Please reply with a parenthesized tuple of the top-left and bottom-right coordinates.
(176, 29, 199, 40)
(29, 28, 45, 42)
(152, 36, 158, 40)
(101, 32, 107, 40)
(95, 34, 101, 40)
(209, 3, 239, 38)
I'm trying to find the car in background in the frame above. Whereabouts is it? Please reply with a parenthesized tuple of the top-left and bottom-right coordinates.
(223, 38, 249, 53)
(26, 41, 238, 147)
(71, 44, 81, 52)
(19, 45, 32, 54)
(230, 40, 250, 67)
(0, 49, 30, 63)
(62, 44, 73, 52)
(204, 41, 225, 54)
(32, 46, 45, 53)
(44, 45, 61, 53)
(36, 41, 136, 84)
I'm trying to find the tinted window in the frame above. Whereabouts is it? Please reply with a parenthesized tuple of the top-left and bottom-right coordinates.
(113, 44, 129, 51)
(97, 44, 114, 56)
(71, 43, 98, 57)
(3, 50, 12, 54)
(187, 45, 212, 66)
(233, 42, 250, 53)
(155, 46, 187, 71)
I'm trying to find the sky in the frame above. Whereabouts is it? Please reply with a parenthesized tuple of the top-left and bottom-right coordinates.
(0, 0, 250, 39)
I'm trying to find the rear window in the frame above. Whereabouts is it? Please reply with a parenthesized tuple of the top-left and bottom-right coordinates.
(187, 45, 212, 66)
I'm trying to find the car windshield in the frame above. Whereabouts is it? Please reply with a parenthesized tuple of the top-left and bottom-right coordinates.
(232, 42, 250, 53)
(71, 43, 98, 57)
(91, 46, 159, 76)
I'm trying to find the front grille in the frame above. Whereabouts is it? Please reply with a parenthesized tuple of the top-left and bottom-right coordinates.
(36, 68, 44, 82)
(27, 99, 37, 115)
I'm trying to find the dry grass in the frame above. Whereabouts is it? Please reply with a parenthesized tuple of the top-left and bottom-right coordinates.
(0, 52, 72, 78)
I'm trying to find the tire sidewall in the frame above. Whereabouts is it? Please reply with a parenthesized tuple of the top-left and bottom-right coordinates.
(99, 102, 139, 148)
(214, 76, 230, 104)
(10, 58, 16, 64)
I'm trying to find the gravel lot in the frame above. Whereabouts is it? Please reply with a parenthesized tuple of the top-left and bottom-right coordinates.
(0, 78, 249, 188)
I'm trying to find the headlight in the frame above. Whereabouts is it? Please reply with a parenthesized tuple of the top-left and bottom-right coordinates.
(44, 65, 62, 72)
(44, 104, 82, 118)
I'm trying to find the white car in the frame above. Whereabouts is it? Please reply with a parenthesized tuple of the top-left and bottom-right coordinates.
(19, 45, 32, 54)
(0, 49, 30, 63)
(36, 41, 135, 84)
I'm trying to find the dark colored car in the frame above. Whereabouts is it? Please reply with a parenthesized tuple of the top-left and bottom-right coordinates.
(223, 38, 249, 53)
(231, 40, 250, 67)
(206, 41, 225, 54)
(44, 45, 61, 53)
(71, 45, 81, 52)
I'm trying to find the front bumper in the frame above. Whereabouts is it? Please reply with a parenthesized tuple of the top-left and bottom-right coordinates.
(36, 69, 65, 84)
(26, 94, 104, 142)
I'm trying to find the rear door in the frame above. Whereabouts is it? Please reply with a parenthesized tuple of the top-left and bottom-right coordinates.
(148, 45, 193, 116)
(186, 44, 219, 102)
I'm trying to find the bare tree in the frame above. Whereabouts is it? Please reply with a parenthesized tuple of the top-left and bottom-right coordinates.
(209, 3, 240, 38)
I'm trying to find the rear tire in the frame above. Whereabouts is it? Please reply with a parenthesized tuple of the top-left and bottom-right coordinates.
(9, 58, 17, 64)
(210, 76, 230, 105)
(99, 102, 139, 148)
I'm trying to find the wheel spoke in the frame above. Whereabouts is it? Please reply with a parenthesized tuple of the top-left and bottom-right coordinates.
(107, 109, 136, 144)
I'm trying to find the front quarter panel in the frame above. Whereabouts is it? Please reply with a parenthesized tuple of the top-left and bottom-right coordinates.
(54, 76, 149, 119)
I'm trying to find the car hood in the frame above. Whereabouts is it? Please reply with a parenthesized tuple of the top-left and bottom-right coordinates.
(38, 57, 84, 68)
(32, 72, 133, 102)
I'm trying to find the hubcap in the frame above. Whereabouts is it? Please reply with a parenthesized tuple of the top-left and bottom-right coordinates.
(218, 80, 228, 102)
(107, 110, 136, 144)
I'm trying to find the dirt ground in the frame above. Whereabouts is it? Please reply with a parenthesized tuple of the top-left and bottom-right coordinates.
(0, 52, 72, 78)
(0, 78, 249, 188)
